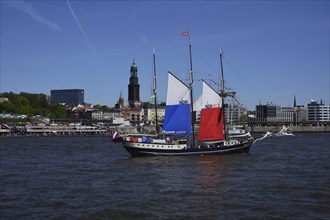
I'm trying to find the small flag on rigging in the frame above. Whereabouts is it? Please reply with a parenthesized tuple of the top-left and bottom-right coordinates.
(182, 30, 189, 36)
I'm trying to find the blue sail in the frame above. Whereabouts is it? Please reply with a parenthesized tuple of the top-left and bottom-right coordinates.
(163, 103, 191, 135)
(162, 72, 191, 136)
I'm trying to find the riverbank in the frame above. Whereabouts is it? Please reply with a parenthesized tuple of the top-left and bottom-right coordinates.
(1, 125, 329, 137)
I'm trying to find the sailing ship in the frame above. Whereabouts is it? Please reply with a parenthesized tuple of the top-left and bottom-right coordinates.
(121, 36, 256, 157)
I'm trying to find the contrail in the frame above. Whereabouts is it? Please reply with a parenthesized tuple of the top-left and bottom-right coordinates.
(4, 0, 61, 30)
(67, 0, 94, 52)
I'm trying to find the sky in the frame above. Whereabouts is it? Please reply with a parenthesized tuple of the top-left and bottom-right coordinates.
(1, 0, 329, 110)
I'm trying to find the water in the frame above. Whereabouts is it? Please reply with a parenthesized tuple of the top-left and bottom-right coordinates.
(1, 134, 329, 219)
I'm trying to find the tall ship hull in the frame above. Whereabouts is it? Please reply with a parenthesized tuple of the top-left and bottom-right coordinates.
(123, 138, 253, 157)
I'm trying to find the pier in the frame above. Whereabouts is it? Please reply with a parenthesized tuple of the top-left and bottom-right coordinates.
(0, 125, 110, 136)
(1, 124, 329, 137)
(247, 125, 330, 133)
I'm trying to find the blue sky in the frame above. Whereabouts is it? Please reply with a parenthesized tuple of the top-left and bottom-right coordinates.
(1, 0, 329, 110)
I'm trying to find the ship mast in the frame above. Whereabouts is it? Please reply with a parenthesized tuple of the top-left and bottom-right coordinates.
(219, 48, 227, 140)
(188, 35, 195, 147)
(152, 48, 159, 135)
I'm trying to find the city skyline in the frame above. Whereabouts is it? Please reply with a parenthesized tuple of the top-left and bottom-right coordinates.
(1, 0, 329, 110)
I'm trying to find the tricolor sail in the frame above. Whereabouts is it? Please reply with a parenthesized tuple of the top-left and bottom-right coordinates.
(163, 72, 191, 135)
(198, 81, 224, 141)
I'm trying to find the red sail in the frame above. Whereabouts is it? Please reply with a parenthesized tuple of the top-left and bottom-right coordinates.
(198, 107, 224, 141)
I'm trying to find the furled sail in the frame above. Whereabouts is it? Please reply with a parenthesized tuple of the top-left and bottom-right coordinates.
(198, 81, 224, 141)
(163, 72, 191, 135)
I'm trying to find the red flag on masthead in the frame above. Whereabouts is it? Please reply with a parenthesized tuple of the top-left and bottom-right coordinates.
(182, 30, 189, 36)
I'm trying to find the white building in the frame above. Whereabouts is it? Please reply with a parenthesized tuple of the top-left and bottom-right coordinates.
(91, 111, 120, 121)
(308, 100, 330, 123)
(278, 107, 296, 123)
(144, 107, 165, 125)
(113, 117, 130, 126)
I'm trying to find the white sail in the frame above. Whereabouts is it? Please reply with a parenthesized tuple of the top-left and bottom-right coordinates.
(166, 72, 190, 105)
(201, 80, 221, 108)
(193, 81, 221, 112)
(193, 94, 203, 111)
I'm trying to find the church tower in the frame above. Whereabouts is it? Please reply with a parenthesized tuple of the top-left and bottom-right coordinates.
(115, 90, 125, 111)
(128, 60, 140, 107)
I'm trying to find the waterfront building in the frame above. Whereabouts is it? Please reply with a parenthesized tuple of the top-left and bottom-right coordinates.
(51, 89, 84, 105)
(296, 108, 308, 123)
(308, 100, 330, 123)
(256, 104, 276, 122)
(91, 111, 120, 121)
(112, 117, 130, 127)
(142, 102, 166, 125)
(224, 103, 247, 124)
(70, 103, 93, 119)
(254, 103, 296, 124)
(279, 107, 296, 123)
(128, 106, 143, 125)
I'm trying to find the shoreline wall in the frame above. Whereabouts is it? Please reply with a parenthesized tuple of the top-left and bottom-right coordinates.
(247, 125, 330, 133)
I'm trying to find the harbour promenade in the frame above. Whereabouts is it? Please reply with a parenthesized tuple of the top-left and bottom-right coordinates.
(0, 125, 110, 136)
(1, 124, 329, 137)
(0, 123, 141, 137)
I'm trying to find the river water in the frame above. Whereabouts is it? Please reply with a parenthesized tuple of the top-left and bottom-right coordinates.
(1, 133, 329, 219)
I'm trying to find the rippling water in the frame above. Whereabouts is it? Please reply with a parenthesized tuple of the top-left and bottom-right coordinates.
(1, 134, 329, 219)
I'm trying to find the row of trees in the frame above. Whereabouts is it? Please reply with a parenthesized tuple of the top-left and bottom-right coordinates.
(0, 92, 67, 119)
(0, 92, 114, 121)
